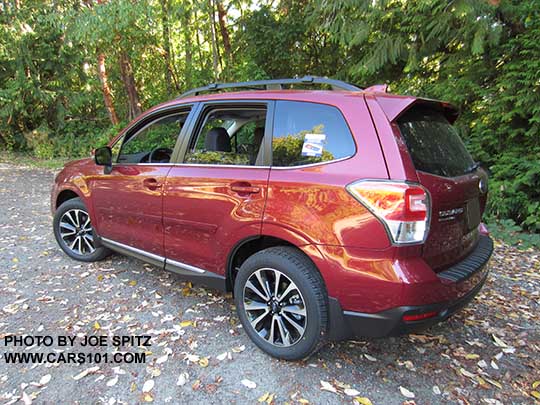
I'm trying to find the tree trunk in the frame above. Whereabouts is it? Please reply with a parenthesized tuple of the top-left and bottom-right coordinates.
(184, 6, 193, 89)
(216, 0, 231, 60)
(119, 50, 142, 120)
(160, 0, 174, 96)
(97, 53, 119, 125)
(207, 0, 219, 80)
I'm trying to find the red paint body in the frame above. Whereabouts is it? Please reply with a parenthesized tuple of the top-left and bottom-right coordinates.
(51, 89, 490, 315)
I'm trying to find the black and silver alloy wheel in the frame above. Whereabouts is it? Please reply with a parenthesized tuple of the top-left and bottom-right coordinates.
(243, 268, 307, 347)
(235, 246, 328, 360)
(59, 209, 95, 255)
(53, 197, 111, 262)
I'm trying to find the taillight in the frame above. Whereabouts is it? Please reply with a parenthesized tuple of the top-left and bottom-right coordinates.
(346, 180, 431, 244)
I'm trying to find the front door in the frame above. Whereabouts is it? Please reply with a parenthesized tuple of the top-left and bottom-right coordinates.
(163, 101, 272, 277)
(91, 109, 191, 257)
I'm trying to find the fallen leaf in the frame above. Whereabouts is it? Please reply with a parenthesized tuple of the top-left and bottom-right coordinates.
(344, 388, 361, 396)
(320, 380, 337, 393)
(39, 375, 51, 385)
(363, 354, 377, 362)
(142, 380, 154, 393)
(192, 380, 201, 390)
(198, 357, 209, 368)
(147, 367, 161, 378)
(460, 368, 476, 379)
(533, 381, 540, 389)
(354, 397, 373, 405)
(73, 366, 100, 381)
(129, 280, 137, 286)
(216, 352, 228, 361)
(93, 321, 101, 330)
(176, 372, 189, 386)
(106, 376, 118, 387)
(492, 334, 508, 348)
(142, 392, 153, 402)
(241, 379, 257, 389)
(399, 386, 415, 399)
(485, 378, 502, 389)
(184, 354, 199, 363)
(21, 391, 31, 405)
(180, 320, 194, 328)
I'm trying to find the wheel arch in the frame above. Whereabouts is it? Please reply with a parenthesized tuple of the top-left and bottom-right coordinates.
(226, 233, 326, 294)
(56, 188, 81, 210)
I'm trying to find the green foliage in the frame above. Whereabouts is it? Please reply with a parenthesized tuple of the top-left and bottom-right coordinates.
(1, 0, 539, 238)
(487, 219, 540, 250)
(186, 151, 251, 165)
(272, 131, 334, 167)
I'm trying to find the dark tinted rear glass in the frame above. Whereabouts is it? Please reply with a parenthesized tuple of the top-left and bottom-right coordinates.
(398, 108, 474, 177)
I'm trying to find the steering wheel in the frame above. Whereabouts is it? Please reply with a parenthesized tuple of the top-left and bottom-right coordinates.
(148, 147, 173, 163)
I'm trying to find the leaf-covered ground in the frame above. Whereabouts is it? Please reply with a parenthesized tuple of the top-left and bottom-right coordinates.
(0, 163, 538, 405)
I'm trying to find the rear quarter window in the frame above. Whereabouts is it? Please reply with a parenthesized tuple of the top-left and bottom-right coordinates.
(397, 107, 475, 177)
(272, 101, 355, 167)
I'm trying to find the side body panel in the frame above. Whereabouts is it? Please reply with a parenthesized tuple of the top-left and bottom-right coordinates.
(263, 95, 390, 248)
(162, 166, 270, 275)
(263, 95, 401, 310)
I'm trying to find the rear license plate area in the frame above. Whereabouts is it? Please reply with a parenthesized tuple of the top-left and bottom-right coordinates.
(465, 198, 481, 231)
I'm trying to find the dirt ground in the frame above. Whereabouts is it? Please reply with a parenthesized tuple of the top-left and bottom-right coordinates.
(0, 163, 538, 404)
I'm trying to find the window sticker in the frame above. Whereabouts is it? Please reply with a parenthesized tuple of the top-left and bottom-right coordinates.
(301, 134, 326, 157)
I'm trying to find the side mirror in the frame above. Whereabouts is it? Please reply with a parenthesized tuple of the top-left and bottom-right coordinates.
(94, 146, 112, 173)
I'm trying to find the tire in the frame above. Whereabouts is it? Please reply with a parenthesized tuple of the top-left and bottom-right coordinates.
(53, 197, 111, 262)
(234, 246, 328, 360)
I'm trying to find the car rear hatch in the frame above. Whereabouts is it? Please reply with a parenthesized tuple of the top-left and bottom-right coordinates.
(368, 95, 488, 271)
(398, 104, 488, 270)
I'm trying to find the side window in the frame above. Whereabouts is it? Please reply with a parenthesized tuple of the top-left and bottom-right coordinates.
(185, 106, 267, 166)
(117, 111, 189, 164)
(272, 101, 355, 167)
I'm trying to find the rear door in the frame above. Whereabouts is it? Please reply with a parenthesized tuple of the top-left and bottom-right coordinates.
(162, 101, 273, 279)
(395, 106, 488, 270)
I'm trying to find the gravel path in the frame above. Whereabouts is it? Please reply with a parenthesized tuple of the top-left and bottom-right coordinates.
(0, 163, 538, 405)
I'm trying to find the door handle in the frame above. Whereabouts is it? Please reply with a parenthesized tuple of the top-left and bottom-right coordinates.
(230, 182, 260, 195)
(143, 178, 162, 190)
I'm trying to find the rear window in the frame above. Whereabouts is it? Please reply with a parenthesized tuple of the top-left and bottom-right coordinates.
(397, 108, 474, 177)
(272, 101, 355, 167)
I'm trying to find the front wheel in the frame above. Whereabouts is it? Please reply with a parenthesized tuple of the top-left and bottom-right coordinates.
(53, 197, 111, 262)
(234, 246, 328, 360)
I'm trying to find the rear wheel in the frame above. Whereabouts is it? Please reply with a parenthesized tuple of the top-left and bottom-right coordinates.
(234, 246, 328, 360)
(53, 197, 111, 262)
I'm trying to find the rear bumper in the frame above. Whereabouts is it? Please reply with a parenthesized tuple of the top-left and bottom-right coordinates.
(327, 235, 493, 340)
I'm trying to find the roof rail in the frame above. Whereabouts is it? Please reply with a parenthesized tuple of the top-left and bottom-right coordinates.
(177, 76, 362, 98)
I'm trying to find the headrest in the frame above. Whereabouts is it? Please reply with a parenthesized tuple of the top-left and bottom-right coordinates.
(253, 127, 264, 145)
(205, 127, 231, 152)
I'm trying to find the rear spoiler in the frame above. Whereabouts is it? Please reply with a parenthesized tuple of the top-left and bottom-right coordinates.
(373, 94, 459, 124)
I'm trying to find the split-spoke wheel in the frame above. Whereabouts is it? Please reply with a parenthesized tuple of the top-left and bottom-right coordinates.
(235, 246, 328, 360)
(53, 197, 111, 262)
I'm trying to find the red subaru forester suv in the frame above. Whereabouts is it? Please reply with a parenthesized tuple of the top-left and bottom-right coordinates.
(51, 77, 493, 360)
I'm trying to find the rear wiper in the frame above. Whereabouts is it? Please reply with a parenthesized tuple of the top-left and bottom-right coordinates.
(465, 161, 481, 173)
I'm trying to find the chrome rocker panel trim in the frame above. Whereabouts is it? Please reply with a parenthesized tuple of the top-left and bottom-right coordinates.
(100, 237, 226, 290)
